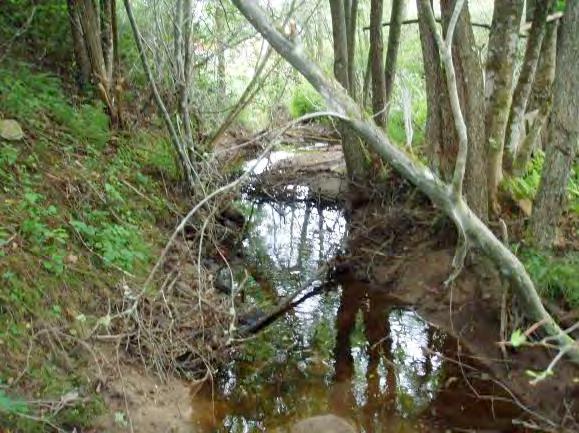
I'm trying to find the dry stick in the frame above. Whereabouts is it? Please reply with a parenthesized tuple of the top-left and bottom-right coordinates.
(230, 0, 579, 364)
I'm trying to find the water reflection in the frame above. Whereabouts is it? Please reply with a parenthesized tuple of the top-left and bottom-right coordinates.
(241, 192, 346, 298)
(191, 286, 446, 432)
(190, 195, 520, 432)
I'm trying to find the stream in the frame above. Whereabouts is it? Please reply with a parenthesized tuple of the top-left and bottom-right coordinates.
(190, 158, 523, 432)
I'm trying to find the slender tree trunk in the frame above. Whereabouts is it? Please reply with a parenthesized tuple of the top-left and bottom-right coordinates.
(215, 4, 227, 98)
(484, 0, 524, 215)
(110, 0, 123, 126)
(416, 0, 456, 179)
(101, 0, 114, 85)
(181, 0, 194, 156)
(529, 1, 579, 248)
(384, 0, 405, 119)
(362, 48, 372, 108)
(504, 0, 555, 170)
(67, 0, 91, 91)
(122, 0, 194, 188)
(441, 0, 488, 220)
(78, 0, 106, 82)
(329, 0, 368, 189)
(369, 0, 386, 127)
(345, 0, 358, 98)
(513, 20, 558, 175)
(329, 0, 350, 89)
(231, 0, 579, 363)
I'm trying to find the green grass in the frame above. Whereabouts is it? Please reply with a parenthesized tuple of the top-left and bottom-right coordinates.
(0, 62, 182, 431)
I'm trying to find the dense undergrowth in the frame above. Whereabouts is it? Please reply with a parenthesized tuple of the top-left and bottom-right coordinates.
(0, 62, 184, 431)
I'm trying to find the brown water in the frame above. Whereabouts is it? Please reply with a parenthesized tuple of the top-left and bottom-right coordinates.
(190, 193, 522, 433)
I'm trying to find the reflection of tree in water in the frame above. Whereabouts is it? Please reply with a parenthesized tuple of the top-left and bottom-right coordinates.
(330, 282, 449, 433)
(243, 198, 346, 298)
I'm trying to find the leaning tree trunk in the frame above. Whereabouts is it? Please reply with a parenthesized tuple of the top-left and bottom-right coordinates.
(484, 0, 524, 215)
(384, 0, 406, 120)
(503, 0, 555, 171)
(369, 0, 387, 127)
(529, 1, 579, 248)
(231, 0, 579, 364)
(512, 20, 558, 176)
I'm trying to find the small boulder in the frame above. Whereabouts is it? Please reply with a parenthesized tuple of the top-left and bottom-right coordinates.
(0, 119, 24, 141)
(290, 414, 357, 433)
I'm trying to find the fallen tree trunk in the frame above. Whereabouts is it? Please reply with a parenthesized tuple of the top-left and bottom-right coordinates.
(230, 0, 579, 364)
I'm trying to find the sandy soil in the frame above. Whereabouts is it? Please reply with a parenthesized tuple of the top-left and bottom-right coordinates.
(95, 363, 194, 433)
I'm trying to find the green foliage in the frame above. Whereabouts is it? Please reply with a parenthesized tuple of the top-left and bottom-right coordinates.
(288, 82, 325, 119)
(503, 153, 579, 214)
(503, 152, 544, 200)
(0, 0, 70, 64)
(520, 249, 579, 308)
(509, 329, 527, 348)
(18, 191, 69, 275)
(0, 63, 110, 149)
(71, 217, 147, 272)
(0, 390, 28, 415)
(0, 62, 180, 432)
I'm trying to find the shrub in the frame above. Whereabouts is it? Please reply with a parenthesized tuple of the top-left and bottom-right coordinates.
(288, 82, 325, 119)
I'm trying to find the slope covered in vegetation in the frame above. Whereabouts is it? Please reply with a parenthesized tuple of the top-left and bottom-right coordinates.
(0, 61, 185, 430)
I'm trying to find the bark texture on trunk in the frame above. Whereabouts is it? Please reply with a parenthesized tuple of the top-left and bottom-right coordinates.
(441, 0, 488, 220)
(101, 0, 114, 85)
(504, 0, 555, 167)
(416, 0, 456, 179)
(329, 0, 350, 89)
(369, 0, 387, 127)
(67, 0, 92, 90)
(384, 0, 406, 118)
(513, 20, 558, 175)
(215, 4, 227, 98)
(330, 0, 368, 187)
(484, 0, 524, 215)
(345, 0, 359, 98)
(530, 1, 579, 248)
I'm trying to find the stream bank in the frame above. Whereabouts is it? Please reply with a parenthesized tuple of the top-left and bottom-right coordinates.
(95, 143, 578, 433)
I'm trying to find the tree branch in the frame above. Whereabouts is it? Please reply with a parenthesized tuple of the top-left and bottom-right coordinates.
(230, 0, 579, 364)
(422, 0, 468, 200)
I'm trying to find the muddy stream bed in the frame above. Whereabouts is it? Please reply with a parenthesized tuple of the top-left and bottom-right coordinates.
(187, 150, 531, 433)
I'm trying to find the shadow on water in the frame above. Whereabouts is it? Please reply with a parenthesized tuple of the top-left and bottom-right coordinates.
(191, 190, 522, 432)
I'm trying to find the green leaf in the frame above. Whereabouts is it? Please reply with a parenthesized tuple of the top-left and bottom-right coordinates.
(510, 329, 527, 348)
